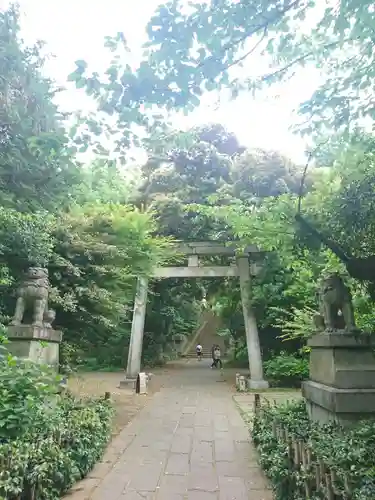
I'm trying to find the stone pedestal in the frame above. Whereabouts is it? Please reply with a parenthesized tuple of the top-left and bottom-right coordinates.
(119, 377, 136, 389)
(302, 332, 375, 426)
(6, 325, 62, 369)
(247, 378, 269, 390)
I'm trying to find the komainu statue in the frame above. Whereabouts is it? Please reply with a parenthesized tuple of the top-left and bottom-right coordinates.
(313, 272, 357, 333)
(10, 267, 55, 328)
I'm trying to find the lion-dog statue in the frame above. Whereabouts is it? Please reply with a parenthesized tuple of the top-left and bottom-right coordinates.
(313, 272, 356, 333)
(10, 267, 55, 328)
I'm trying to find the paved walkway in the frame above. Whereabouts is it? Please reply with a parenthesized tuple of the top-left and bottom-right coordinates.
(68, 360, 273, 499)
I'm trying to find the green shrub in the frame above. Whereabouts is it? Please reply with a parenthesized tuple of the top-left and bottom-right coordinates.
(252, 400, 375, 500)
(263, 351, 309, 387)
(0, 351, 114, 499)
(0, 351, 62, 440)
(0, 395, 113, 499)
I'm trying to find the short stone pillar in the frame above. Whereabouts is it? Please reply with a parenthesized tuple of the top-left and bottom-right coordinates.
(6, 324, 62, 369)
(238, 375, 247, 392)
(135, 372, 148, 395)
(302, 332, 375, 426)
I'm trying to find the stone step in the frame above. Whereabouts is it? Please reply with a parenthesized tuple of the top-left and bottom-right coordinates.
(184, 351, 213, 358)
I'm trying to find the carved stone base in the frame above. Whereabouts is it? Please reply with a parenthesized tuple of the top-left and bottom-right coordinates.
(247, 378, 269, 390)
(6, 325, 62, 369)
(303, 331, 375, 426)
(303, 381, 375, 426)
(119, 377, 137, 389)
(308, 332, 375, 389)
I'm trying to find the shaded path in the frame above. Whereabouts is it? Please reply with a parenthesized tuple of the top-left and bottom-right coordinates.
(68, 359, 273, 499)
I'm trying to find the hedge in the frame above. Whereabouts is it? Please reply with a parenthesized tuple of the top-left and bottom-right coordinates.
(252, 399, 375, 500)
(0, 349, 114, 500)
(0, 393, 113, 500)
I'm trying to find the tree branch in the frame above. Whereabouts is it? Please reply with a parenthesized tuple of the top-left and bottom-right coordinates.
(260, 38, 352, 85)
(223, 29, 268, 72)
(196, 0, 303, 72)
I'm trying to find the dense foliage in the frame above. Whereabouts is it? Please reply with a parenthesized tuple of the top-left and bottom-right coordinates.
(0, 6, 176, 369)
(0, 7, 80, 211)
(3, 0, 375, 371)
(0, 348, 113, 499)
(5, 0, 375, 496)
(66, 0, 375, 364)
(252, 400, 375, 499)
(62, 0, 375, 370)
(50, 203, 172, 368)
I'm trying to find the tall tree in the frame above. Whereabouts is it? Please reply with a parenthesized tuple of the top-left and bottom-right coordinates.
(229, 148, 301, 200)
(0, 5, 81, 212)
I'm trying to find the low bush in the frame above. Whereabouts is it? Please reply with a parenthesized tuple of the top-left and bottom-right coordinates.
(263, 351, 309, 387)
(0, 351, 62, 440)
(0, 350, 114, 499)
(252, 399, 375, 500)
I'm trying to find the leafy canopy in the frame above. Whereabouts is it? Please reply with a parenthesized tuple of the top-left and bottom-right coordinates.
(0, 5, 81, 212)
(69, 0, 375, 154)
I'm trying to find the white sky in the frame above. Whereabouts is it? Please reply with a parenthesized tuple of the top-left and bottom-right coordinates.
(11, 0, 323, 164)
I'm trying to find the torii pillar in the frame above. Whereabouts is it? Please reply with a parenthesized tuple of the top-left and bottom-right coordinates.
(120, 276, 148, 387)
(237, 256, 269, 389)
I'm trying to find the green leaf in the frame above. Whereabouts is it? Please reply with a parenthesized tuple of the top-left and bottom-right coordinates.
(75, 59, 88, 70)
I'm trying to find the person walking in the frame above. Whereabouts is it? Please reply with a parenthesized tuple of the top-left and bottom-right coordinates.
(196, 343, 203, 361)
(211, 345, 222, 369)
(211, 344, 217, 367)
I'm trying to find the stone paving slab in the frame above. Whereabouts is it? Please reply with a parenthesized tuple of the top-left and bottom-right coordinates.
(65, 363, 274, 499)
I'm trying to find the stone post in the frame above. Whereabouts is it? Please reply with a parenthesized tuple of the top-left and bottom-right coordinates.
(121, 277, 149, 386)
(237, 257, 268, 389)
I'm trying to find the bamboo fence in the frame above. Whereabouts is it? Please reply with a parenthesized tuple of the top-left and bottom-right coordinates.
(253, 394, 354, 500)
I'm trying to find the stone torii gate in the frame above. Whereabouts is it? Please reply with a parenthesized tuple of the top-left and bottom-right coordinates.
(122, 241, 269, 389)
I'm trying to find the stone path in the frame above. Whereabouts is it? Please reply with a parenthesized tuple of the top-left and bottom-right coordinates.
(68, 360, 273, 499)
